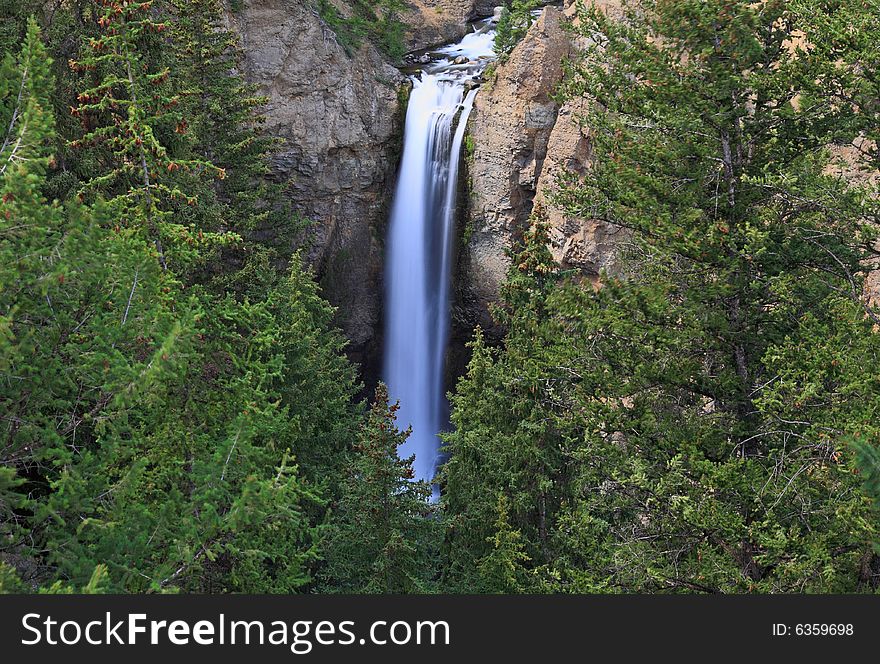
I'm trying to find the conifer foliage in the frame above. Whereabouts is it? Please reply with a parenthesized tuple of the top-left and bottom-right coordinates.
(2, 0, 880, 596)
(321, 384, 439, 593)
(442, 0, 880, 593)
(70, 0, 230, 271)
(493, 0, 539, 60)
(0, 5, 363, 593)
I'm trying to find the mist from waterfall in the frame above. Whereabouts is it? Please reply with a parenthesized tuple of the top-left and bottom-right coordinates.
(383, 23, 496, 495)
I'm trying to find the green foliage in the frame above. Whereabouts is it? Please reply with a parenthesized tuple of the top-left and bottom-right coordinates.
(320, 384, 440, 593)
(463, 134, 475, 161)
(475, 494, 532, 592)
(442, 0, 880, 593)
(441, 214, 568, 591)
(854, 439, 880, 514)
(1, 562, 111, 594)
(493, 0, 539, 60)
(0, 1, 28, 59)
(315, 0, 407, 62)
(0, 9, 362, 594)
(5, 0, 880, 597)
(169, 0, 286, 234)
(793, 0, 880, 174)
(69, 0, 231, 273)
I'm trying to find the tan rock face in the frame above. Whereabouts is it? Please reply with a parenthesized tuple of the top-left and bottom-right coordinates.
(535, 98, 627, 278)
(455, 7, 571, 336)
(455, 2, 627, 338)
(226, 0, 405, 365)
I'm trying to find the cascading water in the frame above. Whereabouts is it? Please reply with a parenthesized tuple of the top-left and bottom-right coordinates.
(384, 22, 498, 496)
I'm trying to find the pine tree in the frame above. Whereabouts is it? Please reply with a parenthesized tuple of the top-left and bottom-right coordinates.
(1, 9, 362, 593)
(441, 214, 571, 591)
(0, 18, 182, 590)
(321, 384, 439, 593)
(442, 0, 880, 593)
(69, 0, 230, 271)
(169, 0, 281, 232)
(795, 0, 880, 173)
(164, 0, 306, 299)
(1, 15, 78, 564)
(475, 494, 532, 593)
(546, 0, 880, 592)
(493, 0, 539, 60)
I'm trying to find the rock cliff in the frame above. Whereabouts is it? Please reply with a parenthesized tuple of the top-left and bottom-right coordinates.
(401, 0, 474, 51)
(226, 0, 405, 370)
(455, 2, 624, 339)
(535, 96, 627, 280)
(456, 6, 563, 337)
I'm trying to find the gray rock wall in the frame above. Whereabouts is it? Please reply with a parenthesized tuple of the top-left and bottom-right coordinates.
(226, 0, 406, 368)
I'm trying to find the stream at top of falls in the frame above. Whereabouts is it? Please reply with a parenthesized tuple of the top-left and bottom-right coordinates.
(383, 18, 499, 500)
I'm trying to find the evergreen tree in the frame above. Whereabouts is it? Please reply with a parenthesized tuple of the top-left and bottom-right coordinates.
(564, 0, 879, 591)
(795, 0, 880, 173)
(443, 0, 880, 593)
(553, 0, 880, 592)
(169, 0, 283, 234)
(69, 0, 229, 271)
(1, 9, 361, 593)
(321, 384, 439, 593)
(441, 215, 571, 591)
(494, 0, 539, 60)
(474, 494, 532, 593)
(0, 17, 183, 590)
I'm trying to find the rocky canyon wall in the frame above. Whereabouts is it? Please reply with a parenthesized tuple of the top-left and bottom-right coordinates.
(226, 0, 624, 372)
(456, 2, 624, 340)
(401, 0, 475, 51)
(225, 0, 405, 372)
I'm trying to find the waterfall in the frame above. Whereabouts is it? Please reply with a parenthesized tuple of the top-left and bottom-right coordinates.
(383, 24, 496, 495)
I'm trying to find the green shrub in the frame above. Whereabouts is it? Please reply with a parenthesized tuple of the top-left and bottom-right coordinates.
(315, 0, 406, 61)
(494, 0, 540, 60)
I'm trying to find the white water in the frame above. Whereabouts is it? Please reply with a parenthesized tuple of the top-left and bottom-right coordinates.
(384, 22, 497, 495)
